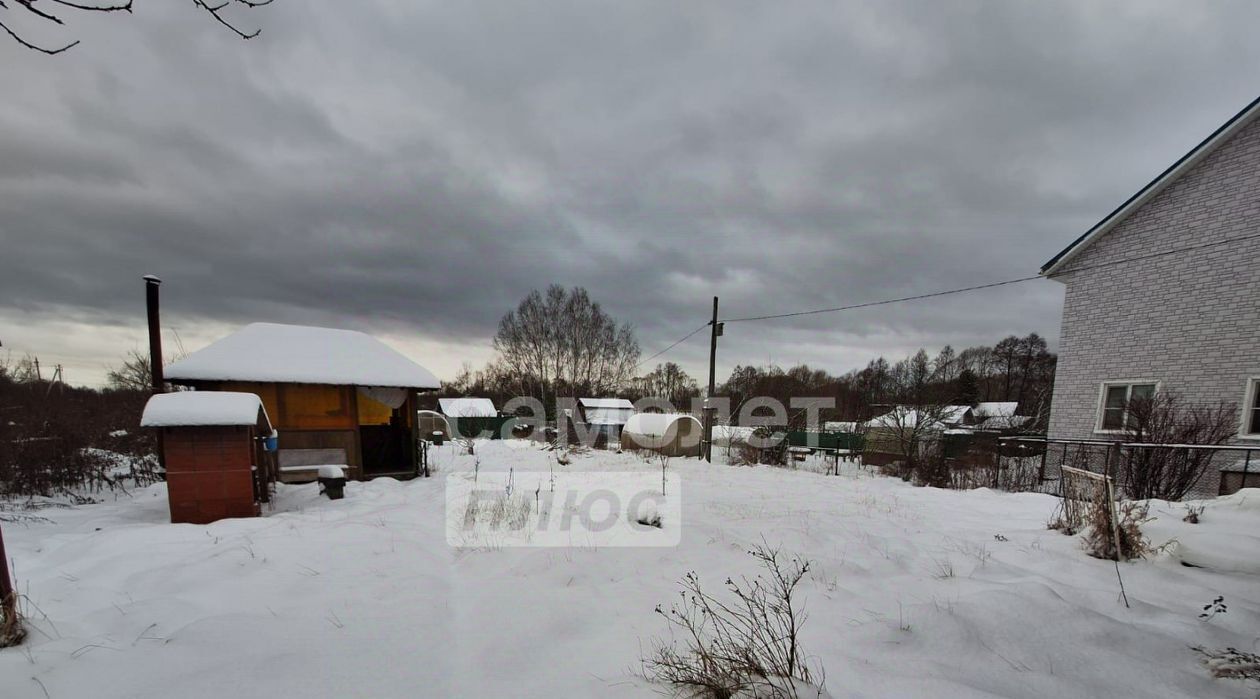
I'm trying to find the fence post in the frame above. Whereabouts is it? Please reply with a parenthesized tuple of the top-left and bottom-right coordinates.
(1243, 451, 1253, 494)
(1038, 442, 1048, 483)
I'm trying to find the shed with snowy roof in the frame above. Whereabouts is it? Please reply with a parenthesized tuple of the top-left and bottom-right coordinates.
(141, 391, 274, 524)
(164, 323, 440, 481)
(576, 397, 636, 442)
(435, 397, 515, 440)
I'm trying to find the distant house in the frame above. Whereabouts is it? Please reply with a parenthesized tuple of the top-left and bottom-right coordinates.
(822, 421, 862, 433)
(577, 397, 635, 440)
(968, 402, 1032, 432)
(860, 405, 968, 465)
(164, 323, 440, 481)
(868, 405, 971, 430)
(437, 397, 511, 439)
(1041, 96, 1260, 492)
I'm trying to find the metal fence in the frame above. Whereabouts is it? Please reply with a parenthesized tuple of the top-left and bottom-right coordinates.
(995, 437, 1260, 500)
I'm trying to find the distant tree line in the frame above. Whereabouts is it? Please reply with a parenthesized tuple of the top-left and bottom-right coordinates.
(718, 333, 1056, 427)
(442, 287, 1055, 427)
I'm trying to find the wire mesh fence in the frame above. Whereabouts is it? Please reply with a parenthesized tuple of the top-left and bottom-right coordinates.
(852, 432, 1260, 500)
(996, 437, 1260, 501)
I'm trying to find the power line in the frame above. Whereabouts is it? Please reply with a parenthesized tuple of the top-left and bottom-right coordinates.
(636, 322, 710, 369)
(721, 230, 1260, 324)
(723, 276, 1041, 323)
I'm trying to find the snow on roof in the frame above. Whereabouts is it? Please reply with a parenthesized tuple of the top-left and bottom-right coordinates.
(165, 323, 439, 389)
(823, 421, 860, 433)
(579, 398, 634, 409)
(141, 392, 270, 428)
(973, 402, 1020, 418)
(579, 398, 635, 425)
(624, 413, 700, 449)
(870, 405, 971, 430)
(438, 397, 497, 418)
(624, 413, 699, 437)
(975, 415, 1033, 431)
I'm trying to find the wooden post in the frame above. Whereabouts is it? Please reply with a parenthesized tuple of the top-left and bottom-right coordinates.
(0, 525, 12, 604)
(0, 522, 21, 645)
(1242, 451, 1253, 494)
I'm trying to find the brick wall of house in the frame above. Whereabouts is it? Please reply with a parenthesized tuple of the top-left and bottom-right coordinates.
(1046, 112, 1260, 488)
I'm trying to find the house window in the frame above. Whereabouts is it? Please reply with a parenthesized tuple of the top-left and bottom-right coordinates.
(1243, 379, 1260, 437)
(1098, 382, 1156, 431)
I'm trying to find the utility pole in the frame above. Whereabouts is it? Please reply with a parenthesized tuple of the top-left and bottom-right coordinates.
(704, 296, 722, 462)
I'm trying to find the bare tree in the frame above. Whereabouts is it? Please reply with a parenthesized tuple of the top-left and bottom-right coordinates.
(492, 285, 639, 411)
(106, 349, 152, 392)
(1, 0, 274, 55)
(633, 362, 699, 408)
(1120, 392, 1237, 500)
(869, 403, 959, 482)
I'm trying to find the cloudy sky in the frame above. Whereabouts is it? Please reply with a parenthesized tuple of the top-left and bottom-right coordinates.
(2, 0, 1258, 387)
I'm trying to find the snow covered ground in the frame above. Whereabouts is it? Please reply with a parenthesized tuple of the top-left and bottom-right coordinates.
(2, 440, 1258, 698)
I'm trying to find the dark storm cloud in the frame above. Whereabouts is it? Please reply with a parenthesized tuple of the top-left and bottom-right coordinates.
(3, 0, 1259, 384)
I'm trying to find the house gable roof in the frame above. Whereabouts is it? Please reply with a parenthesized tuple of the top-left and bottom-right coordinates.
(165, 323, 440, 389)
(1041, 95, 1260, 277)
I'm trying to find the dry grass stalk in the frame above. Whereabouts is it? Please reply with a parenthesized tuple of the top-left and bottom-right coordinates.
(644, 544, 824, 698)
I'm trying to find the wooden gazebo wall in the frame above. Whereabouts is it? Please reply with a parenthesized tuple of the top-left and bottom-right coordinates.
(191, 381, 415, 480)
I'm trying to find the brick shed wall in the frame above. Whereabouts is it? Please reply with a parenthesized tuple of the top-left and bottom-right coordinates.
(164, 426, 260, 524)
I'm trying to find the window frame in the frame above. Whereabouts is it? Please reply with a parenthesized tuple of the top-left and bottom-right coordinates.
(1093, 379, 1160, 434)
(1239, 377, 1260, 439)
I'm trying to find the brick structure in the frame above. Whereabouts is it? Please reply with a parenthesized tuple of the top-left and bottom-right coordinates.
(142, 392, 274, 525)
(1042, 96, 1260, 493)
(163, 426, 263, 524)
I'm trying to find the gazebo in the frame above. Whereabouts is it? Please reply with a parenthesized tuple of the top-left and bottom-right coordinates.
(164, 323, 440, 481)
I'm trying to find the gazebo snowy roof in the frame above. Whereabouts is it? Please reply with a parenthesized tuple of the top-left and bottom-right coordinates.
(141, 391, 271, 429)
(165, 323, 440, 389)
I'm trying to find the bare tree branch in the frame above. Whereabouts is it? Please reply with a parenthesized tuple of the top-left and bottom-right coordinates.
(192, 0, 260, 40)
(48, 0, 132, 12)
(0, 0, 266, 53)
(15, 0, 66, 25)
(0, 16, 77, 53)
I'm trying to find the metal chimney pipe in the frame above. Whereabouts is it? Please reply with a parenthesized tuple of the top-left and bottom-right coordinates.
(144, 275, 164, 394)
